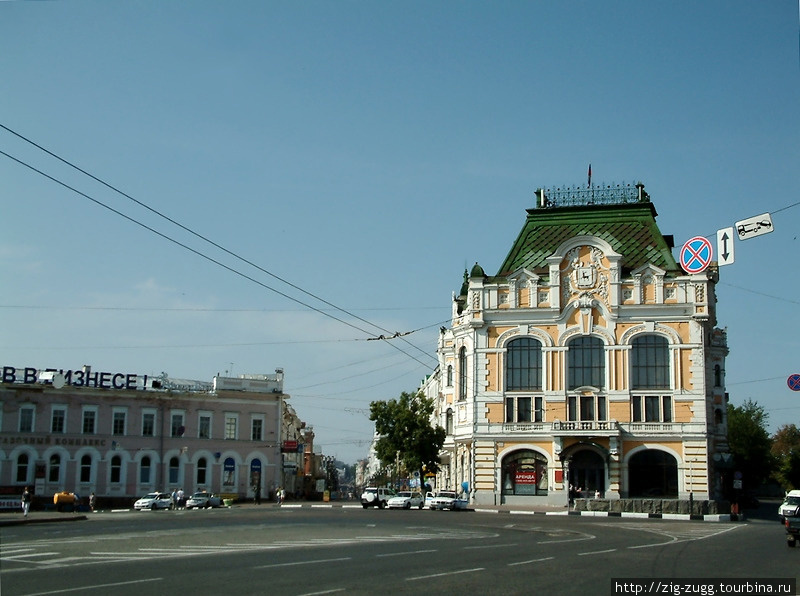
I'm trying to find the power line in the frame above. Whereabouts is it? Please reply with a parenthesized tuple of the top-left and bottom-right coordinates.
(0, 123, 437, 366)
(0, 146, 436, 370)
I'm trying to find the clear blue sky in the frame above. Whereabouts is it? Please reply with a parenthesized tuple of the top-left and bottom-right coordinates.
(2, 1, 799, 464)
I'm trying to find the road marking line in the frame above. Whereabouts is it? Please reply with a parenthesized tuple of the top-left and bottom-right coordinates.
(254, 557, 351, 569)
(578, 549, 617, 555)
(507, 556, 554, 566)
(297, 590, 346, 595)
(463, 543, 518, 550)
(18, 577, 162, 596)
(376, 549, 437, 557)
(407, 568, 485, 581)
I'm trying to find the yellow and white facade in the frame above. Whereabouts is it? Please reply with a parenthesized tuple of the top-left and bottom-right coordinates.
(422, 184, 729, 507)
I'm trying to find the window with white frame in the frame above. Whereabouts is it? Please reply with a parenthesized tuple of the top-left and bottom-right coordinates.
(80, 454, 93, 483)
(251, 416, 264, 442)
(631, 395, 673, 423)
(142, 409, 156, 437)
(112, 409, 127, 436)
(505, 396, 544, 423)
(567, 394, 607, 422)
(171, 411, 185, 437)
(19, 406, 35, 432)
(16, 453, 29, 483)
(82, 407, 97, 434)
(110, 455, 122, 483)
(567, 336, 605, 390)
(198, 412, 212, 439)
(140, 456, 151, 484)
(458, 347, 467, 401)
(224, 414, 238, 440)
(51, 407, 66, 434)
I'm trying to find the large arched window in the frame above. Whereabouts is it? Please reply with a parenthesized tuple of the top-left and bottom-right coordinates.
(110, 455, 122, 484)
(501, 450, 548, 496)
(140, 456, 151, 484)
(568, 336, 605, 390)
(48, 454, 61, 483)
(631, 335, 670, 389)
(16, 453, 29, 483)
(80, 454, 92, 483)
(458, 347, 467, 401)
(168, 457, 180, 485)
(197, 457, 208, 486)
(505, 338, 542, 391)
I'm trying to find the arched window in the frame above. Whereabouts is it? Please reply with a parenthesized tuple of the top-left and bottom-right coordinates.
(168, 457, 180, 485)
(714, 365, 723, 387)
(458, 347, 467, 401)
(197, 457, 208, 486)
(568, 336, 605, 390)
(445, 408, 453, 435)
(501, 450, 548, 496)
(110, 455, 122, 484)
(140, 456, 151, 484)
(16, 453, 29, 483)
(505, 337, 542, 391)
(48, 454, 61, 483)
(631, 335, 670, 389)
(446, 365, 453, 386)
(80, 454, 92, 483)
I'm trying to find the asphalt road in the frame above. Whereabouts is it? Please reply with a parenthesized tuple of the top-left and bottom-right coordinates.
(1, 505, 797, 596)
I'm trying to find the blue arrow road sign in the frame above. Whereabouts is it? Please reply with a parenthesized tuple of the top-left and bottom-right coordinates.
(680, 236, 713, 273)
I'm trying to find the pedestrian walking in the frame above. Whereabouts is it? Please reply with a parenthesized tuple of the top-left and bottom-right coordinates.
(21, 486, 31, 517)
(89, 492, 96, 512)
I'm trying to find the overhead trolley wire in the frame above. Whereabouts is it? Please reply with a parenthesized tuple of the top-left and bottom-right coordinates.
(0, 123, 439, 369)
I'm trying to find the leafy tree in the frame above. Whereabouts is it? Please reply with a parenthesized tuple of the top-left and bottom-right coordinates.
(772, 424, 800, 491)
(369, 391, 446, 487)
(726, 399, 773, 490)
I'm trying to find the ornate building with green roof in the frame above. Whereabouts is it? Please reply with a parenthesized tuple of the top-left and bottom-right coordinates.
(422, 182, 730, 510)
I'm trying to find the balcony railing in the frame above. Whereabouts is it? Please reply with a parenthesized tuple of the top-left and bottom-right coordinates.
(484, 420, 707, 436)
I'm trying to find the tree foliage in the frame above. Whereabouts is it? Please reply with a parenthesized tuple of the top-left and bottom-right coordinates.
(369, 391, 446, 483)
(771, 424, 800, 490)
(726, 399, 773, 489)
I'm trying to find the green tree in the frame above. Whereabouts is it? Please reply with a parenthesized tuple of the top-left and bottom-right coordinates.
(726, 399, 773, 490)
(369, 391, 446, 487)
(772, 424, 800, 491)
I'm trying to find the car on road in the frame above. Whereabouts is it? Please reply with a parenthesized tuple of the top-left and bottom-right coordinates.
(134, 492, 174, 511)
(429, 491, 468, 511)
(186, 491, 223, 509)
(387, 491, 425, 509)
(778, 490, 800, 522)
(360, 487, 395, 509)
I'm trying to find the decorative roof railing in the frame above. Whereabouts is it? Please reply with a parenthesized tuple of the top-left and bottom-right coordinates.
(534, 181, 649, 208)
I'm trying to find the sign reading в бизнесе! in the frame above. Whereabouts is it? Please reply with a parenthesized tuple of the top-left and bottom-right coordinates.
(2, 366, 148, 390)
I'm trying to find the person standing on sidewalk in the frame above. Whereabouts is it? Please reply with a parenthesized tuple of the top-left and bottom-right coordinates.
(21, 487, 31, 517)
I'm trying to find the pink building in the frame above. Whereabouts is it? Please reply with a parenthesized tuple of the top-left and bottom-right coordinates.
(0, 365, 288, 507)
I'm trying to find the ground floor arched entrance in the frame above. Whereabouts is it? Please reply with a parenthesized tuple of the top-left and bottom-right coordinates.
(566, 448, 606, 497)
(627, 449, 678, 498)
(501, 450, 549, 497)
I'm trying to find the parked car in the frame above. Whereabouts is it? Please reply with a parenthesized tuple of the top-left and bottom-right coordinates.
(430, 491, 468, 511)
(185, 491, 223, 509)
(360, 487, 395, 509)
(387, 491, 425, 509)
(778, 490, 800, 522)
(424, 492, 435, 509)
(134, 492, 174, 511)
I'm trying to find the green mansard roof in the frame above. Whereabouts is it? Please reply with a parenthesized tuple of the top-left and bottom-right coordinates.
(496, 194, 680, 278)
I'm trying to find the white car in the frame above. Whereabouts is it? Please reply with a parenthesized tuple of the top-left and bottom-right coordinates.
(387, 491, 425, 509)
(360, 487, 396, 509)
(430, 491, 468, 511)
(134, 492, 174, 511)
(778, 490, 800, 522)
(185, 491, 223, 509)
